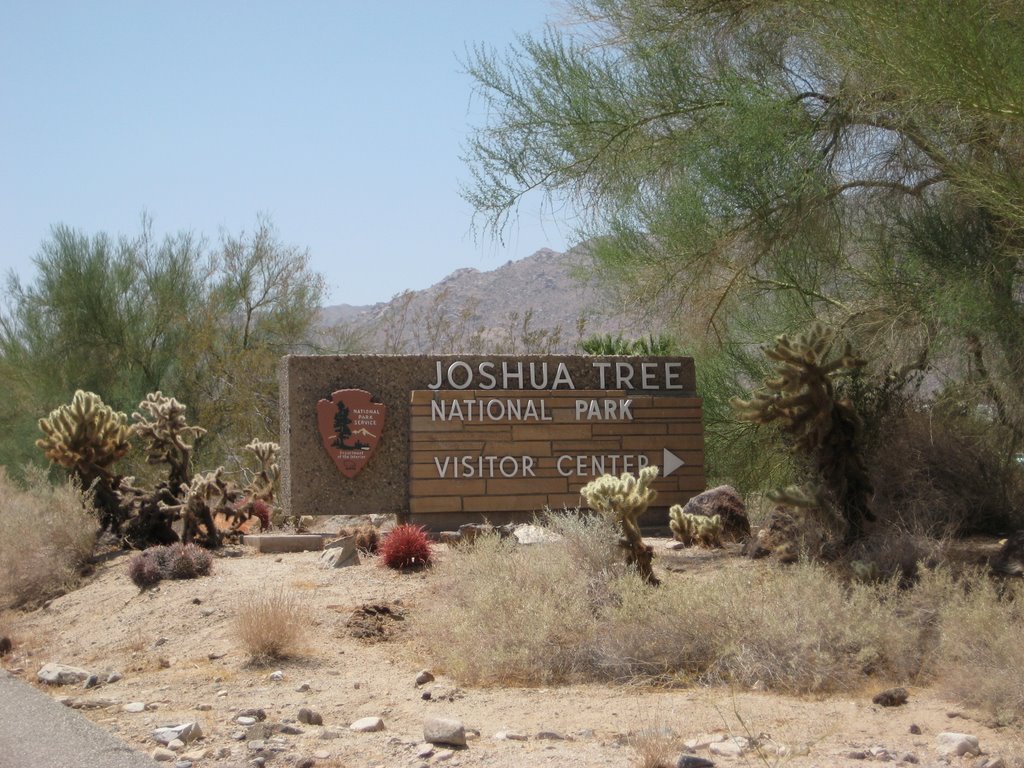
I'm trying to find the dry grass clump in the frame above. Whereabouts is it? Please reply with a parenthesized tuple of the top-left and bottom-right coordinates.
(233, 588, 309, 664)
(0, 467, 96, 608)
(419, 512, 1024, 703)
(925, 569, 1024, 724)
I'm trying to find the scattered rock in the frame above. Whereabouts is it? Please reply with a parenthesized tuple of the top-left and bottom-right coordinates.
(174, 761, 193, 768)
(152, 722, 203, 746)
(847, 750, 868, 760)
(415, 669, 435, 686)
(238, 708, 266, 721)
(512, 523, 562, 545)
(298, 707, 323, 726)
(664, 540, 687, 550)
(709, 736, 749, 757)
(196, 703, 212, 711)
(123, 702, 147, 713)
(37, 662, 92, 686)
(295, 682, 311, 693)
(237, 716, 257, 726)
(181, 749, 208, 761)
(319, 539, 359, 568)
(975, 758, 1006, 768)
(269, 670, 284, 681)
(424, 717, 467, 747)
(681, 485, 751, 540)
(0, 636, 12, 656)
(991, 530, 1024, 576)
(873, 687, 909, 707)
(167, 738, 185, 751)
(275, 723, 303, 735)
(82, 674, 99, 689)
(152, 747, 176, 762)
(909, 724, 922, 735)
(493, 731, 528, 741)
(936, 732, 981, 757)
(350, 716, 385, 732)
(417, 743, 435, 758)
(313, 751, 331, 760)
(902, 754, 919, 764)
(105, 671, 122, 684)
(676, 757, 715, 768)
(536, 731, 568, 741)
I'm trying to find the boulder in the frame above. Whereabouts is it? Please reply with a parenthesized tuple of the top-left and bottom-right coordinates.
(37, 663, 91, 686)
(681, 486, 750, 541)
(936, 732, 981, 757)
(424, 717, 466, 747)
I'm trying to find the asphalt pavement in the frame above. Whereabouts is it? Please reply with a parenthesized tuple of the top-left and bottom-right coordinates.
(0, 671, 159, 768)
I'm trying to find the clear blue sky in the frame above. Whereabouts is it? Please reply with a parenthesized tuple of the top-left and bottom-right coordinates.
(0, 1, 571, 306)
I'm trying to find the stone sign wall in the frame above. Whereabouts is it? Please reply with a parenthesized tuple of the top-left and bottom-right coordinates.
(280, 355, 705, 530)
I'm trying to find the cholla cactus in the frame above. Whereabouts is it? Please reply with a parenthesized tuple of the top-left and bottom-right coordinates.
(37, 390, 133, 530)
(580, 465, 660, 585)
(669, 507, 723, 547)
(732, 323, 875, 544)
(37, 390, 133, 476)
(167, 467, 242, 549)
(243, 439, 279, 503)
(132, 392, 206, 491)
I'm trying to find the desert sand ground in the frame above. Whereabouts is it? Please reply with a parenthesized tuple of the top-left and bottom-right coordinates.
(2, 532, 1022, 768)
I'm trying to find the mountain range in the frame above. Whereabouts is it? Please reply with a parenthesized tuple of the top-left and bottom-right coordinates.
(317, 245, 653, 354)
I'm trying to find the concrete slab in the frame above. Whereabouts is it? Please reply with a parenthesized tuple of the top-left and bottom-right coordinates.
(241, 534, 326, 553)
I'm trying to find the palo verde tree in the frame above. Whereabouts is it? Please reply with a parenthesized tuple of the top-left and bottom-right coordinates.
(463, 0, 1024, 477)
(0, 215, 328, 475)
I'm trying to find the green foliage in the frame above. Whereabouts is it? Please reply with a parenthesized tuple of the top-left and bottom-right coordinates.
(1, 215, 328, 477)
(464, 0, 1024, 510)
(733, 324, 874, 543)
(580, 465, 660, 584)
(668, 508, 723, 548)
(579, 333, 679, 355)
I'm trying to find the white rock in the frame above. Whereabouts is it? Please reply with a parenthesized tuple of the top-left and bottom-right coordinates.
(493, 730, 529, 741)
(512, 524, 562, 545)
(269, 671, 284, 682)
(37, 663, 91, 686)
(685, 733, 726, 750)
(313, 750, 331, 760)
(350, 716, 385, 733)
(664, 540, 686, 550)
(937, 732, 981, 757)
(153, 722, 203, 746)
(435, 749, 455, 762)
(710, 736, 749, 757)
(167, 739, 185, 751)
(123, 702, 147, 713)
(424, 717, 467, 747)
(416, 743, 435, 758)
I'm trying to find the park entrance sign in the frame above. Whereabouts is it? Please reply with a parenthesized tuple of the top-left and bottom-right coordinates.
(280, 355, 704, 530)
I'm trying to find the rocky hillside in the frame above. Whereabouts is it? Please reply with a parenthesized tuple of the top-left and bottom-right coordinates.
(318, 245, 649, 354)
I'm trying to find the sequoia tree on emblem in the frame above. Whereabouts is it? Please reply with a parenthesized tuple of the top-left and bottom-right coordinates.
(316, 389, 386, 478)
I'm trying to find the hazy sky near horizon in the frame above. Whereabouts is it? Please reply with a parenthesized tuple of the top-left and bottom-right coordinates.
(0, 1, 572, 306)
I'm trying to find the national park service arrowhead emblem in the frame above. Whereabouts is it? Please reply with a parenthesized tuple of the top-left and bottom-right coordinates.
(316, 389, 386, 479)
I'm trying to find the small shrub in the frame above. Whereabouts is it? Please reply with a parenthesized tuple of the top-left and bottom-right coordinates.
(927, 569, 1024, 723)
(127, 543, 213, 588)
(0, 467, 96, 608)
(234, 589, 308, 663)
(379, 524, 432, 569)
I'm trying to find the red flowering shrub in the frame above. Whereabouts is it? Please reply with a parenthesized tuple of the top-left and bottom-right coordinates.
(379, 524, 433, 570)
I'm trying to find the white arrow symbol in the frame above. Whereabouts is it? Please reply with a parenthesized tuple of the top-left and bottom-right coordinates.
(663, 448, 685, 477)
